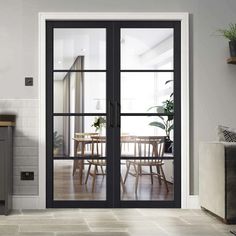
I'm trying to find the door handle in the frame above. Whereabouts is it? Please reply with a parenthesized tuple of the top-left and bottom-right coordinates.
(108, 101, 114, 128)
(115, 101, 121, 128)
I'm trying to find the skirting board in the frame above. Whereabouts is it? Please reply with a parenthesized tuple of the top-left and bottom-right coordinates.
(187, 195, 200, 209)
(12, 196, 41, 210)
(13, 195, 200, 210)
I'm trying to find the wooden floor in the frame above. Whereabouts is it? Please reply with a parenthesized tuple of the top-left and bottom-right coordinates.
(54, 160, 173, 201)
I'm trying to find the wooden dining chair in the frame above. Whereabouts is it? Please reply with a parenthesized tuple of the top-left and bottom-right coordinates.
(85, 136, 106, 191)
(85, 136, 126, 192)
(73, 132, 98, 176)
(123, 136, 169, 194)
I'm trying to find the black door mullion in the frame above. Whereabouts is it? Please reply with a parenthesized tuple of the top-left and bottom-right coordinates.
(106, 22, 115, 207)
(173, 21, 181, 208)
(112, 22, 121, 208)
(46, 21, 54, 208)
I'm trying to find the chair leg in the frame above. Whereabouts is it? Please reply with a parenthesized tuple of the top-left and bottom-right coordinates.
(72, 160, 78, 176)
(124, 162, 131, 183)
(120, 176, 125, 192)
(100, 166, 104, 175)
(156, 165, 162, 185)
(160, 165, 169, 192)
(92, 165, 97, 192)
(95, 165, 98, 174)
(150, 166, 153, 185)
(85, 163, 92, 184)
(135, 165, 140, 194)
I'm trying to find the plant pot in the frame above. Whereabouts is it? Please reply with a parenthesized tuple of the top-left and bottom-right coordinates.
(53, 148, 59, 156)
(229, 41, 236, 57)
(165, 137, 173, 153)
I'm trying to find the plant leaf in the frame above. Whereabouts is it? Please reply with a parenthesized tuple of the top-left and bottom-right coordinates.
(167, 123, 174, 132)
(149, 122, 165, 130)
(147, 105, 164, 113)
(165, 79, 173, 85)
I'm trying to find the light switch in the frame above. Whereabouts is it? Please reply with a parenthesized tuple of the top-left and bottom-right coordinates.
(25, 77, 33, 86)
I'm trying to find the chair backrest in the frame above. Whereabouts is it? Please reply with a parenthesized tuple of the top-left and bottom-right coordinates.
(91, 136, 106, 163)
(74, 133, 98, 152)
(134, 136, 165, 163)
(120, 135, 137, 157)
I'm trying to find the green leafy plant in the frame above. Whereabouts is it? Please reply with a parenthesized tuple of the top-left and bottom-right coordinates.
(91, 116, 106, 132)
(218, 23, 236, 41)
(148, 99, 174, 137)
(165, 79, 173, 97)
(54, 131, 63, 148)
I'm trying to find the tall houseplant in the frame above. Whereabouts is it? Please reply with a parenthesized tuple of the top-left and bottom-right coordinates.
(148, 99, 174, 153)
(219, 23, 236, 57)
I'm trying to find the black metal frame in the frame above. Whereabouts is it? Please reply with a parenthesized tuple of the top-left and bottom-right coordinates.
(46, 20, 181, 208)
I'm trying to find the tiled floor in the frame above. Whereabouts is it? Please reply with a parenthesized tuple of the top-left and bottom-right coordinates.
(0, 209, 234, 235)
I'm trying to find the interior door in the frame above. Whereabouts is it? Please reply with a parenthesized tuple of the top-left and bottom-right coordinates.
(46, 21, 114, 207)
(46, 21, 181, 208)
(114, 22, 181, 208)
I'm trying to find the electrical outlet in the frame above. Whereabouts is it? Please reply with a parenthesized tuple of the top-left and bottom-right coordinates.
(25, 77, 33, 86)
(21, 172, 34, 181)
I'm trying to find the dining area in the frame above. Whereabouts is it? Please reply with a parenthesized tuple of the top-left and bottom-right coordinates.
(53, 132, 174, 202)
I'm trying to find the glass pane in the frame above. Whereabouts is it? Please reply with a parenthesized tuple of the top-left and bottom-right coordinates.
(54, 160, 106, 201)
(54, 28, 106, 70)
(53, 116, 106, 157)
(121, 159, 174, 201)
(54, 72, 106, 113)
(121, 116, 174, 156)
(121, 28, 173, 70)
(121, 72, 173, 113)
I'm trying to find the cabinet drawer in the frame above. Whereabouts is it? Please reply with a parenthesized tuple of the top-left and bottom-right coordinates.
(0, 140, 5, 200)
(0, 128, 8, 140)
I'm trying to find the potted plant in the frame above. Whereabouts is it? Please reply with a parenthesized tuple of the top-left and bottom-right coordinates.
(148, 99, 174, 153)
(91, 116, 106, 134)
(219, 23, 236, 57)
(53, 131, 63, 155)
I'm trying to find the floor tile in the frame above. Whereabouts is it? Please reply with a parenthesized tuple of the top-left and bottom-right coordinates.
(19, 224, 89, 233)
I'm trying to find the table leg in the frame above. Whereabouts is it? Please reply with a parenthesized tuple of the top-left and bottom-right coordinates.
(79, 143, 85, 185)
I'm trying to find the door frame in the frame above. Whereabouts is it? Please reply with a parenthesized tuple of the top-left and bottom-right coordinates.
(38, 12, 190, 209)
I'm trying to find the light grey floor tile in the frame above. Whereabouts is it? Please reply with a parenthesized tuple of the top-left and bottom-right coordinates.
(56, 233, 130, 236)
(0, 218, 85, 225)
(0, 225, 19, 235)
(21, 209, 54, 216)
(18, 233, 55, 236)
(19, 224, 89, 233)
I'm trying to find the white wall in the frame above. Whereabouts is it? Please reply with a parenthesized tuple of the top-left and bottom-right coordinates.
(1, 0, 236, 194)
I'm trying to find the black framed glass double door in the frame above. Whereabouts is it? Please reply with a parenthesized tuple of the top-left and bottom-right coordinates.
(46, 20, 181, 208)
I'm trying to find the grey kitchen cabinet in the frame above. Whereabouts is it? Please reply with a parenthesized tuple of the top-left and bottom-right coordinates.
(0, 118, 15, 215)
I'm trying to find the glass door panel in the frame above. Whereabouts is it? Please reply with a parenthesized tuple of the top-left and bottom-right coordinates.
(121, 72, 173, 113)
(119, 26, 178, 205)
(121, 28, 173, 70)
(53, 72, 106, 114)
(54, 28, 106, 70)
(47, 23, 110, 206)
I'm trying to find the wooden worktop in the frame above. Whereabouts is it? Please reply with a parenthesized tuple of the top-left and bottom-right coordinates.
(0, 121, 15, 127)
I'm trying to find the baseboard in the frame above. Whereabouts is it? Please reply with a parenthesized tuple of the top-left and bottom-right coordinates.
(187, 195, 200, 209)
(12, 195, 41, 209)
